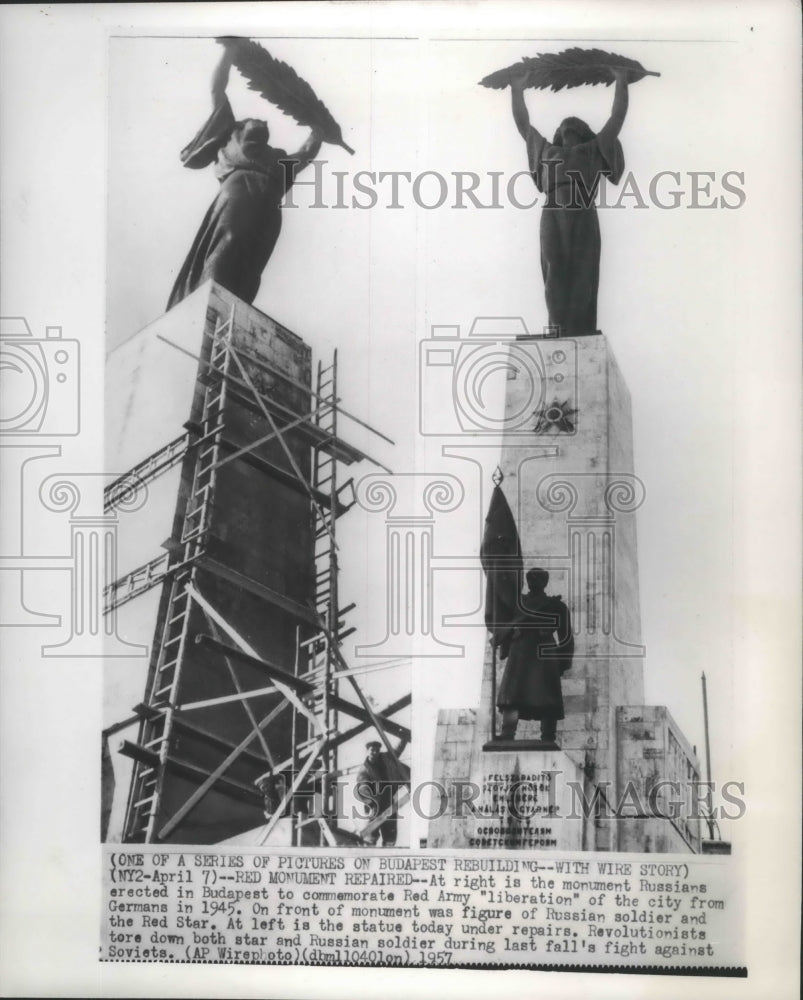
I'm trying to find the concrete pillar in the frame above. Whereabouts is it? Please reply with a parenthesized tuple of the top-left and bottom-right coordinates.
(495, 336, 646, 837)
(429, 334, 652, 852)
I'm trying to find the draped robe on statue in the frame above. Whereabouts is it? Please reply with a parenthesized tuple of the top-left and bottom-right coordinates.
(167, 98, 299, 310)
(526, 118, 624, 336)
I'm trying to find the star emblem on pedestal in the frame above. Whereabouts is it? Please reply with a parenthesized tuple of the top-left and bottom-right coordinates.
(533, 399, 578, 434)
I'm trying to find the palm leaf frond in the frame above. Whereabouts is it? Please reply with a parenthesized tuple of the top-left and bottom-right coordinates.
(218, 37, 354, 154)
(480, 47, 660, 92)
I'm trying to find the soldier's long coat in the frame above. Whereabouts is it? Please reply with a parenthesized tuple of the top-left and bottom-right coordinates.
(496, 591, 574, 721)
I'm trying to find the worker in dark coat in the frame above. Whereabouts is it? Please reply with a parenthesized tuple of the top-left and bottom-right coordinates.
(495, 568, 574, 743)
(354, 741, 399, 847)
(167, 47, 322, 310)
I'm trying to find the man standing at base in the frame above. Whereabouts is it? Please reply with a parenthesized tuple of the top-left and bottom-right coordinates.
(355, 741, 398, 847)
(495, 568, 574, 743)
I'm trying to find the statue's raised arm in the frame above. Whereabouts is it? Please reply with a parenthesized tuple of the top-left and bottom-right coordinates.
(210, 47, 233, 108)
(596, 67, 630, 144)
(482, 47, 657, 336)
(510, 74, 544, 145)
(280, 126, 324, 192)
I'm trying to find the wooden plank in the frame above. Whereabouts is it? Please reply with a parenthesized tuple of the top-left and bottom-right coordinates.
(170, 713, 272, 771)
(317, 817, 338, 847)
(226, 345, 337, 551)
(176, 684, 279, 712)
(119, 741, 263, 809)
(328, 694, 410, 742)
(257, 739, 324, 845)
(101, 713, 141, 739)
(158, 332, 371, 466)
(197, 556, 321, 628)
(119, 740, 160, 769)
(200, 331, 395, 447)
(206, 616, 274, 766)
(185, 420, 349, 515)
(188, 585, 321, 734)
(324, 694, 412, 752)
(317, 618, 410, 779)
(207, 371, 368, 465)
(157, 704, 283, 840)
(195, 634, 315, 695)
(360, 788, 411, 841)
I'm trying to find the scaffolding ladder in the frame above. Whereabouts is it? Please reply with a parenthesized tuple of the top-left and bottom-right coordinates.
(123, 310, 234, 842)
(116, 309, 407, 847)
(292, 352, 344, 844)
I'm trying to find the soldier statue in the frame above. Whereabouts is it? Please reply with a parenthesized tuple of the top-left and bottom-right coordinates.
(494, 567, 574, 743)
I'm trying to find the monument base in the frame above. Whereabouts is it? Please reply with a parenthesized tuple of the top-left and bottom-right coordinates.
(428, 711, 585, 850)
(425, 334, 705, 853)
(428, 702, 705, 853)
(482, 739, 560, 751)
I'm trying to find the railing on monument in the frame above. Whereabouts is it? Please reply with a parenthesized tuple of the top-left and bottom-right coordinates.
(112, 302, 410, 846)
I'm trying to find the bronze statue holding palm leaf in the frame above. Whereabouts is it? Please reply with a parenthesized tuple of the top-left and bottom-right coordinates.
(481, 48, 659, 336)
(168, 38, 353, 310)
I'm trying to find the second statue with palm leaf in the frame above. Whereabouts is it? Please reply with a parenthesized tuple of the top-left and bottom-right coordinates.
(168, 40, 352, 310)
(510, 65, 629, 336)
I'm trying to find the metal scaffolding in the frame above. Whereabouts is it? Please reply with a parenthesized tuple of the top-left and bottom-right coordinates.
(110, 304, 409, 846)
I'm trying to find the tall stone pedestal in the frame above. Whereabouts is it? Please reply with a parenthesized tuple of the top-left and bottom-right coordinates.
(428, 334, 703, 853)
(107, 282, 318, 843)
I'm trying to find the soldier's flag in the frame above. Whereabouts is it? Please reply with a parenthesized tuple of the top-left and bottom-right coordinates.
(480, 485, 523, 639)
